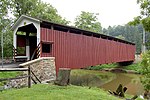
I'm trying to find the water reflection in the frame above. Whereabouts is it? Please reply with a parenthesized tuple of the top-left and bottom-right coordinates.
(70, 69, 144, 95)
(100, 73, 144, 95)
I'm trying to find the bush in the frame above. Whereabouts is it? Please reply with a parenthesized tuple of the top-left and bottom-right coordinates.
(87, 63, 118, 70)
(122, 63, 142, 72)
(141, 51, 150, 91)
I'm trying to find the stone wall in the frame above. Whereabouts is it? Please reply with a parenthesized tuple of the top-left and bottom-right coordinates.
(6, 57, 56, 88)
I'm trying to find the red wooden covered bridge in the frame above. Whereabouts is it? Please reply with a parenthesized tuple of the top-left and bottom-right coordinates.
(11, 15, 135, 72)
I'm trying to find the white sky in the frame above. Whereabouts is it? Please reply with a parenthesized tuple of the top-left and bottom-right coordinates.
(42, 0, 140, 28)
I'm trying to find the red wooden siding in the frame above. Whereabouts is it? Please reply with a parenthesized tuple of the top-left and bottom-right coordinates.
(17, 35, 26, 47)
(40, 28, 135, 73)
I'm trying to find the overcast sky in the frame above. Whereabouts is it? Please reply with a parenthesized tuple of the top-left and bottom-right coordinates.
(42, 0, 140, 28)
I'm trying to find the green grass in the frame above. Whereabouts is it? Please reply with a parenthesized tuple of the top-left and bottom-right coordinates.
(86, 63, 142, 73)
(0, 70, 143, 100)
(121, 63, 142, 73)
(87, 63, 118, 70)
(0, 84, 123, 100)
(71, 69, 115, 77)
(0, 71, 22, 86)
(0, 72, 21, 78)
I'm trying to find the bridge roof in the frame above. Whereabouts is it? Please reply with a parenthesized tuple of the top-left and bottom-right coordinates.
(41, 20, 135, 45)
(12, 15, 135, 45)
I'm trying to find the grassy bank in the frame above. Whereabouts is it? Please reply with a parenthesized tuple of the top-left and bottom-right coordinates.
(121, 63, 142, 72)
(87, 63, 118, 70)
(0, 84, 124, 100)
(0, 71, 22, 86)
(0, 70, 143, 100)
(87, 63, 142, 73)
(0, 72, 21, 79)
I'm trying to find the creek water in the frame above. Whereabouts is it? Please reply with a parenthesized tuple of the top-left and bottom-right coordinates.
(70, 70, 144, 95)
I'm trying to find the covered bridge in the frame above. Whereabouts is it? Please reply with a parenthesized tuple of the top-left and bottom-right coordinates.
(11, 15, 135, 73)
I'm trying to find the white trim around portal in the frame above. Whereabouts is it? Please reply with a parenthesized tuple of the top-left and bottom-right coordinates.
(12, 15, 41, 47)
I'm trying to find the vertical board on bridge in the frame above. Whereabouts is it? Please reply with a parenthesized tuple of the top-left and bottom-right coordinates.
(40, 27, 135, 73)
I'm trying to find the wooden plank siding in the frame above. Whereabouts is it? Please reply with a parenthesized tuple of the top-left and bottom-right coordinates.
(40, 27, 136, 73)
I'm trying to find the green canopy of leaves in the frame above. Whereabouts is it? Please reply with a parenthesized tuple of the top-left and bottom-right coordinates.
(129, 0, 150, 32)
(141, 51, 150, 90)
(74, 11, 102, 33)
(103, 24, 143, 54)
(12, 0, 69, 25)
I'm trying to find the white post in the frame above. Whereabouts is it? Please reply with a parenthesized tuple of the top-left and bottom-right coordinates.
(13, 29, 18, 49)
(36, 22, 40, 46)
(26, 32, 30, 60)
(1, 27, 3, 68)
(26, 46, 30, 60)
(142, 27, 146, 53)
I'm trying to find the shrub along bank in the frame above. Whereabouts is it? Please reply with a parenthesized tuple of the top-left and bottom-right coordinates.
(87, 63, 142, 73)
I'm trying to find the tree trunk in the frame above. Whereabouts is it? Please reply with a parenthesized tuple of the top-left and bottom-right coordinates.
(55, 68, 71, 86)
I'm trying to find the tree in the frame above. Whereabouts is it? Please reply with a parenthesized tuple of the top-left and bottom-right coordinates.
(102, 28, 108, 35)
(115, 35, 125, 40)
(102, 24, 143, 54)
(0, 0, 12, 31)
(74, 11, 102, 33)
(12, 0, 37, 17)
(0, 0, 13, 57)
(137, 0, 150, 16)
(129, 0, 150, 32)
(141, 51, 150, 91)
(12, 0, 69, 25)
(135, 0, 150, 93)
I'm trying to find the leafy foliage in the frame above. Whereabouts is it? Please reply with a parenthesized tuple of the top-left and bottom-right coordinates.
(137, 0, 150, 16)
(122, 63, 142, 72)
(87, 63, 118, 70)
(12, 0, 37, 17)
(0, 71, 22, 86)
(0, 0, 14, 57)
(74, 11, 102, 33)
(128, 16, 141, 26)
(103, 24, 143, 54)
(141, 51, 150, 90)
(115, 35, 125, 40)
(129, 0, 150, 32)
(12, 0, 69, 25)
(141, 17, 150, 31)
(0, 0, 12, 19)
(0, 0, 12, 35)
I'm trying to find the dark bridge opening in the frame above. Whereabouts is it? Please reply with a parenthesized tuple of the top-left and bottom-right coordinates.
(15, 23, 37, 60)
